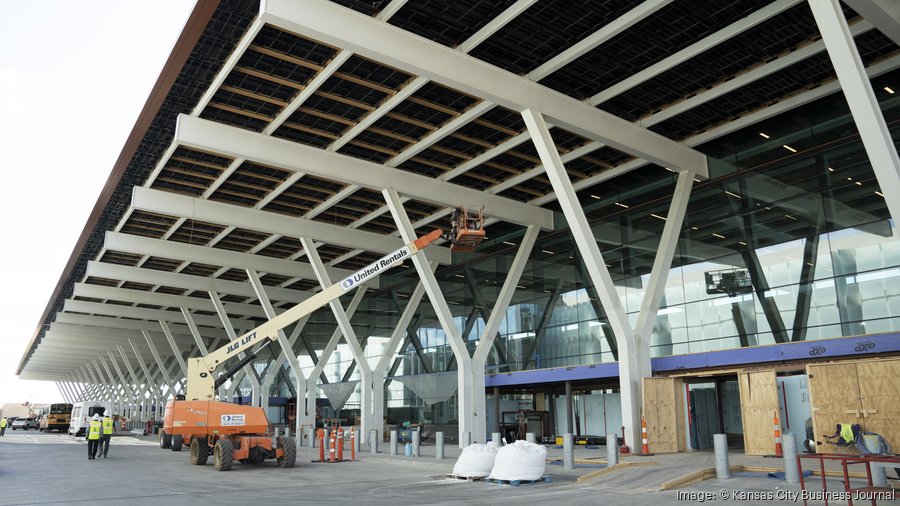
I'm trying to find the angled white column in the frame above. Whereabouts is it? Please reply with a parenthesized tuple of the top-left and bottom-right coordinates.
(180, 308, 228, 400)
(842, 0, 900, 46)
(105, 352, 135, 406)
(302, 288, 367, 429)
(298, 238, 375, 435)
(96, 359, 121, 410)
(209, 291, 262, 404)
(257, 313, 310, 435)
(117, 346, 147, 420)
(131, 339, 169, 402)
(383, 188, 475, 445)
(159, 321, 188, 376)
(809, 0, 900, 224)
(372, 280, 428, 440)
(56, 382, 71, 404)
(523, 109, 642, 449)
(174, 115, 555, 230)
(471, 225, 539, 441)
(143, 331, 176, 391)
(245, 272, 309, 421)
(632, 170, 695, 378)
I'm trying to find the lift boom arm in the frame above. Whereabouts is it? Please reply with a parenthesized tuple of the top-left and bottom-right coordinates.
(185, 229, 444, 401)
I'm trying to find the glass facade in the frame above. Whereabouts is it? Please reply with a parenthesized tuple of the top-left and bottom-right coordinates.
(267, 72, 900, 422)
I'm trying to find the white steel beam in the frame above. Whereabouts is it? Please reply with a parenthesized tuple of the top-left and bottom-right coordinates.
(383, 188, 474, 445)
(247, 269, 308, 418)
(159, 321, 188, 376)
(130, 187, 452, 264)
(297, 238, 374, 434)
(842, 0, 900, 46)
(208, 291, 261, 403)
(73, 283, 267, 319)
(117, 346, 145, 399)
(522, 108, 641, 450)
(471, 225, 540, 440)
(302, 287, 367, 430)
(809, 0, 900, 224)
(143, 331, 176, 393)
(63, 299, 251, 331)
(372, 280, 427, 439)
(130, 339, 169, 400)
(86, 259, 311, 303)
(261, 0, 706, 175)
(104, 231, 362, 288)
(174, 115, 555, 230)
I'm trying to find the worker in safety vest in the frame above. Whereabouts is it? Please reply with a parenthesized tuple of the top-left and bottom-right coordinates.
(0, 417, 7, 436)
(86, 414, 102, 460)
(100, 412, 114, 458)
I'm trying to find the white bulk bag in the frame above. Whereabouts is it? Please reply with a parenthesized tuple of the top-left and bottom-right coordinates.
(488, 440, 546, 481)
(452, 443, 498, 477)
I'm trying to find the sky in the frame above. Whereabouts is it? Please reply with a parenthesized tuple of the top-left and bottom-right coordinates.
(0, 1, 196, 407)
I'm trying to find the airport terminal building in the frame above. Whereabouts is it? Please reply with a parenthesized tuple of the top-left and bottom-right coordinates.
(17, 0, 900, 454)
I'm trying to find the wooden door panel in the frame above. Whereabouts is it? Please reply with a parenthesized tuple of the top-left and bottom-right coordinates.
(738, 370, 779, 455)
(806, 363, 861, 453)
(642, 377, 685, 453)
(856, 359, 900, 451)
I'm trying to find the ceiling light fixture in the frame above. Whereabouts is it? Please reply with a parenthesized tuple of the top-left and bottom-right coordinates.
(615, 202, 629, 208)
(885, 86, 895, 94)
(759, 132, 770, 139)
(651, 213, 667, 221)
(783, 144, 797, 153)
(712, 233, 725, 239)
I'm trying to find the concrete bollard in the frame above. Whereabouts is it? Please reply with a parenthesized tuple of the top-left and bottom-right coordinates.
(284, 426, 290, 437)
(607, 433, 618, 467)
(436, 432, 444, 460)
(491, 432, 502, 446)
(563, 433, 574, 470)
(354, 428, 361, 454)
(462, 431, 471, 447)
(714, 434, 730, 479)
(308, 427, 315, 448)
(526, 432, 536, 443)
(370, 429, 378, 454)
(782, 433, 799, 484)
(412, 429, 420, 457)
(390, 430, 398, 455)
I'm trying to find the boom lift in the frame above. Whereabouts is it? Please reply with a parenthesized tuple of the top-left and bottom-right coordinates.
(161, 229, 444, 471)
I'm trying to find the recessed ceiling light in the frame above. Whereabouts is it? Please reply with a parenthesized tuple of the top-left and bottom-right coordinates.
(724, 190, 742, 199)
(784, 214, 797, 221)
(876, 191, 885, 197)
(590, 194, 600, 199)
(651, 213, 667, 221)
(827, 167, 834, 172)
(739, 241, 747, 246)
(885, 86, 895, 94)
(856, 181, 862, 186)
(542, 250, 555, 255)
(759, 132, 770, 139)
(847, 177, 853, 181)
(783, 144, 797, 153)
(712, 233, 725, 239)
(502, 241, 516, 246)
(615, 202, 629, 208)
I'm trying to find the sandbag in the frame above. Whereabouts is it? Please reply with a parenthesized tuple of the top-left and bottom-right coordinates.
(452, 443, 497, 477)
(488, 440, 546, 481)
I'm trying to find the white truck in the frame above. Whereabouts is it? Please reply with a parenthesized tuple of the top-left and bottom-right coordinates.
(68, 401, 110, 436)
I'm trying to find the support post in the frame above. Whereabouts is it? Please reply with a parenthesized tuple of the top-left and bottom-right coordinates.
(436, 432, 444, 459)
(714, 434, 730, 479)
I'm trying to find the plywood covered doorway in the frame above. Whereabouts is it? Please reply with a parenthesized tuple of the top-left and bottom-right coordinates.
(642, 377, 685, 453)
(807, 358, 900, 452)
(737, 370, 779, 456)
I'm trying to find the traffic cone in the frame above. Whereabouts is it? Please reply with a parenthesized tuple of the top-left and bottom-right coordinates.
(641, 415, 652, 456)
(773, 411, 783, 457)
(619, 425, 630, 454)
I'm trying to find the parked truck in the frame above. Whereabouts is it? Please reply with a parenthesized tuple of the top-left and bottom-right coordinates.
(161, 229, 449, 470)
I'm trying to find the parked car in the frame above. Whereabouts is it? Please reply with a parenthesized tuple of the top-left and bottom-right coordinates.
(11, 417, 39, 430)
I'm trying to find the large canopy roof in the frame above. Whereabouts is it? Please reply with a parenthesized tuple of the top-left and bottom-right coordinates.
(17, 0, 899, 380)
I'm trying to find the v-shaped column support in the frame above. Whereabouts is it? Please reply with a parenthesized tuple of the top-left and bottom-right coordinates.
(523, 109, 697, 449)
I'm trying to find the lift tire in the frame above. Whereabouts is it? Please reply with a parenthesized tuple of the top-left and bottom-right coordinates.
(277, 436, 296, 468)
(214, 439, 233, 471)
(190, 437, 209, 465)
(160, 430, 171, 449)
(171, 434, 183, 452)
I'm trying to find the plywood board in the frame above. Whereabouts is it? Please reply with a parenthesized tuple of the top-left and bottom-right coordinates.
(642, 377, 685, 453)
(738, 370, 779, 455)
(806, 362, 860, 454)
(854, 359, 900, 451)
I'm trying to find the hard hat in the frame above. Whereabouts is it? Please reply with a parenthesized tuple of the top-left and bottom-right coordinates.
(93, 414, 100, 421)
(103, 411, 109, 417)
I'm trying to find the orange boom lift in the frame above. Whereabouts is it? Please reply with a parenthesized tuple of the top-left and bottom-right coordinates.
(160, 229, 449, 471)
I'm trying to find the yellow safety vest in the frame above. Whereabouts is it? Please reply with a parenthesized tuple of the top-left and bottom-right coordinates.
(88, 420, 102, 440)
(102, 418, 113, 435)
(0, 418, 6, 428)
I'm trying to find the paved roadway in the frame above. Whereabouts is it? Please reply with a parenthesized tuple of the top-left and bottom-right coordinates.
(0, 430, 890, 505)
